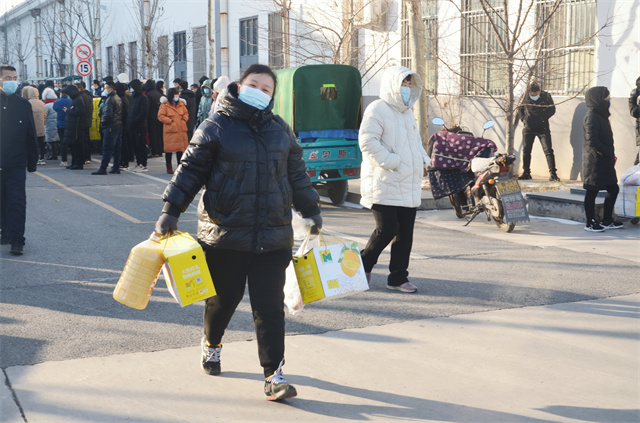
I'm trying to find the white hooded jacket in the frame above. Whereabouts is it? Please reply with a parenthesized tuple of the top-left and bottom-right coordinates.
(359, 66, 430, 208)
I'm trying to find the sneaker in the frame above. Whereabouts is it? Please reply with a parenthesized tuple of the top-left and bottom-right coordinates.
(10, 241, 23, 256)
(120, 165, 129, 170)
(59, 161, 67, 167)
(132, 165, 148, 173)
(386, 281, 418, 293)
(518, 173, 532, 180)
(84, 160, 92, 164)
(584, 219, 605, 232)
(37, 159, 46, 165)
(264, 360, 297, 401)
(549, 173, 561, 182)
(108, 168, 121, 174)
(201, 336, 221, 375)
(601, 220, 624, 230)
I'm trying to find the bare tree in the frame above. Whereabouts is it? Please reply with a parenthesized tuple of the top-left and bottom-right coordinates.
(261, 0, 399, 84)
(407, 0, 428, 140)
(70, 0, 110, 81)
(5, 18, 35, 79)
(439, 0, 610, 157)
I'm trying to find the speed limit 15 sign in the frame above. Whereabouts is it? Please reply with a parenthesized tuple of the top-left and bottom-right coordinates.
(77, 61, 93, 77)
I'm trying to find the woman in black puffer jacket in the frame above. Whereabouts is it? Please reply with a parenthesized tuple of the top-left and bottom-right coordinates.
(61, 84, 85, 169)
(582, 86, 622, 232)
(154, 64, 321, 401)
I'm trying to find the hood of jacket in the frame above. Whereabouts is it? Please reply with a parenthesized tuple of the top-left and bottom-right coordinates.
(213, 76, 230, 93)
(62, 84, 80, 99)
(129, 79, 143, 95)
(142, 79, 156, 92)
(180, 89, 195, 99)
(585, 86, 610, 118)
(216, 82, 275, 124)
(25, 86, 39, 100)
(201, 80, 212, 96)
(379, 66, 423, 113)
(115, 82, 127, 97)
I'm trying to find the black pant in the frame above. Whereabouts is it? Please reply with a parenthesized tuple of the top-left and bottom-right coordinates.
(165, 152, 182, 167)
(37, 136, 46, 159)
(70, 131, 85, 167)
(522, 129, 557, 174)
(120, 127, 132, 167)
(84, 128, 92, 161)
(584, 184, 619, 223)
(57, 128, 68, 162)
(0, 167, 27, 244)
(361, 204, 417, 286)
(148, 120, 163, 156)
(99, 126, 123, 170)
(203, 248, 291, 377)
(128, 127, 147, 167)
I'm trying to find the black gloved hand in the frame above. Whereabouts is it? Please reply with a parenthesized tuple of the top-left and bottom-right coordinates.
(154, 213, 178, 236)
(309, 214, 322, 235)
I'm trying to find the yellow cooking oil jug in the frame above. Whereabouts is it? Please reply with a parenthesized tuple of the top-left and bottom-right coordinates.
(113, 233, 165, 309)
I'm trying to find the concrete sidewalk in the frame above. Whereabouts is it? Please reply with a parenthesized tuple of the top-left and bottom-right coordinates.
(2, 294, 638, 423)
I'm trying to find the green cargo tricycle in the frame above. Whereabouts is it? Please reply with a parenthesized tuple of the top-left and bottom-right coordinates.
(273, 64, 362, 205)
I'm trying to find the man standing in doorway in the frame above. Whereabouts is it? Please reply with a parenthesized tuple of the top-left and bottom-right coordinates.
(517, 82, 560, 181)
(0, 64, 39, 255)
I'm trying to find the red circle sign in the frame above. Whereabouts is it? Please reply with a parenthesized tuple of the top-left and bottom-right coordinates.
(75, 44, 92, 60)
(77, 61, 93, 76)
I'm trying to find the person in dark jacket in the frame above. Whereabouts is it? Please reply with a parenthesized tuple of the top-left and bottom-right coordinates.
(92, 81, 123, 175)
(629, 76, 640, 165)
(115, 82, 131, 169)
(517, 82, 559, 181)
(582, 86, 623, 232)
(179, 79, 197, 140)
(61, 84, 86, 169)
(0, 64, 39, 255)
(154, 64, 322, 402)
(127, 79, 150, 172)
(53, 92, 72, 166)
(144, 79, 163, 156)
(75, 81, 94, 163)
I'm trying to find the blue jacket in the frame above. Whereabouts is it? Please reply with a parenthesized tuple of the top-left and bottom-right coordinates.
(53, 96, 71, 129)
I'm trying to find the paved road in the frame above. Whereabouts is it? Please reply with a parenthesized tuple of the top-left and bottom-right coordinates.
(1, 155, 638, 422)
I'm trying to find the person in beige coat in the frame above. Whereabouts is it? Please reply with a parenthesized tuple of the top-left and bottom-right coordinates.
(23, 86, 46, 164)
(157, 87, 189, 174)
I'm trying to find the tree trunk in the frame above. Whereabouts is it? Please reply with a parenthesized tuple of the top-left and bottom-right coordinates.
(408, 0, 428, 143)
(208, 0, 215, 77)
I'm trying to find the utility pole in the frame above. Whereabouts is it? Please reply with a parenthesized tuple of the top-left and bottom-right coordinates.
(94, 0, 102, 80)
(142, 0, 152, 77)
(31, 8, 43, 78)
(408, 0, 428, 142)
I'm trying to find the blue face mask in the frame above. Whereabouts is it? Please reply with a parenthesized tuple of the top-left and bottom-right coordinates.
(203, 88, 211, 96)
(238, 85, 271, 110)
(173, 96, 180, 103)
(400, 86, 411, 105)
(2, 80, 18, 95)
(530, 94, 540, 101)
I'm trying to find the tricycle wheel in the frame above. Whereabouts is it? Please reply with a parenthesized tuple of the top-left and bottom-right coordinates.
(631, 217, 639, 225)
(327, 180, 348, 205)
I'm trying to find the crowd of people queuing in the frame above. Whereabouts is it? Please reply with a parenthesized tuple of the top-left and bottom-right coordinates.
(8, 72, 229, 176)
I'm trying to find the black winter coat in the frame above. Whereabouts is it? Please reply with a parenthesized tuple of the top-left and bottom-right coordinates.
(583, 86, 617, 190)
(0, 92, 38, 171)
(517, 91, 556, 133)
(80, 90, 94, 129)
(629, 77, 640, 146)
(128, 91, 149, 129)
(61, 85, 85, 144)
(100, 91, 122, 129)
(180, 89, 197, 132)
(144, 81, 162, 126)
(162, 84, 320, 253)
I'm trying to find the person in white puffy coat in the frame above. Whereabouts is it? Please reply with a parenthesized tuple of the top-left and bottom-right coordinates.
(359, 66, 430, 293)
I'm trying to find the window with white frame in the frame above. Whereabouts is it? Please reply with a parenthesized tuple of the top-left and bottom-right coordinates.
(240, 17, 259, 70)
(268, 12, 285, 69)
(106, 46, 113, 77)
(129, 41, 137, 79)
(192, 26, 207, 82)
(173, 31, 187, 81)
(117, 44, 125, 74)
(460, 0, 507, 96)
(400, 0, 438, 94)
(157, 35, 168, 80)
(536, 0, 596, 95)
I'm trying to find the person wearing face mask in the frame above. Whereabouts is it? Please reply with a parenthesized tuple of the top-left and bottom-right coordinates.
(582, 86, 623, 232)
(127, 79, 150, 172)
(0, 64, 39, 255)
(196, 79, 213, 126)
(154, 64, 321, 401)
(157, 87, 189, 174)
(516, 82, 559, 181)
(358, 66, 430, 294)
(92, 81, 123, 175)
